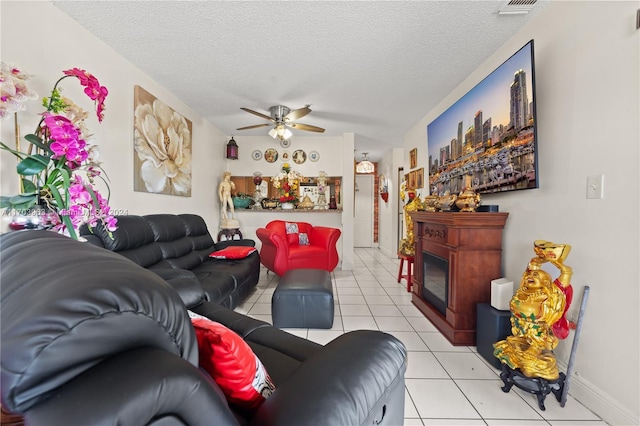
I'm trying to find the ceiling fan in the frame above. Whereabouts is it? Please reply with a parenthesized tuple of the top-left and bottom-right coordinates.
(236, 105, 325, 140)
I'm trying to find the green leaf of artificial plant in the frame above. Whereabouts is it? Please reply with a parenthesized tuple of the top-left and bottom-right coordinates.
(24, 134, 52, 154)
(8, 194, 38, 210)
(21, 179, 37, 194)
(17, 154, 50, 176)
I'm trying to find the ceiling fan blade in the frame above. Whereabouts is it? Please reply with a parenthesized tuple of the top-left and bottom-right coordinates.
(236, 123, 272, 130)
(240, 107, 274, 122)
(287, 122, 325, 133)
(284, 105, 311, 122)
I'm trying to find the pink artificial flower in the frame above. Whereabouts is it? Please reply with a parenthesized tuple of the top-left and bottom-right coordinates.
(43, 113, 73, 129)
(50, 140, 79, 160)
(49, 122, 79, 143)
(86, 165, 101, 178)
(62, 68, 108, 122)
(69, 182, 92, 205)
(104, 215, 118, 232)
(63, 68, 91, 86)
(67, 139, 88, 165)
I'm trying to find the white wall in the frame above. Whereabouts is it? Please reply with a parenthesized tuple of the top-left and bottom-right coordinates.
(0, 1, 226, 233)
(404, 2, 639, 424)
(378, 148, 404, 258)
(221, 135, 345, 178)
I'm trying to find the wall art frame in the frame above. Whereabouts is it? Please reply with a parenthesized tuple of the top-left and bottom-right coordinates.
(133, 85, 192, 197)
(410, 148, 418, 169)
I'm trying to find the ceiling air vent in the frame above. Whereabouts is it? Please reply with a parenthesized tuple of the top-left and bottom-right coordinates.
(498, 0, 537, 15)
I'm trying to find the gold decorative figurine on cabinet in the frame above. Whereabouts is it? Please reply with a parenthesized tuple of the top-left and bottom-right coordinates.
(493, 240, 574, 381)
(399, 190, 424, 257)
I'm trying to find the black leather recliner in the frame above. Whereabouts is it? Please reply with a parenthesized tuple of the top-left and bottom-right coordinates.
(1, 230, 408, 425)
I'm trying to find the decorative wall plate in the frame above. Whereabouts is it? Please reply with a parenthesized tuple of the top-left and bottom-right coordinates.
(264, 148, 278, 163)
(252, 150, 262, 161)
(280, 139, 291, 148)
(308, 151, 319, 162)
(281, 150, 291, 161)
(292, 149, 307, 164)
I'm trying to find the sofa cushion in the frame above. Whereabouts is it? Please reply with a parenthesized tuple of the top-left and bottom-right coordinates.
(180, 214, 217, 260)
(81, 215, 164, 268)
(145, 215, 203, 270)
(190, 266, 237, 306)
(288, 245, 330, 260)
(150, 268, 207, 308)
(179, 213, 210, 237)
(188, 312, 276, 413)
(210, 246, 257, 259)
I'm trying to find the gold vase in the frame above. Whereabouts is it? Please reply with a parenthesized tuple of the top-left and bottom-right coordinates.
(299, 195, 314, 210)
(455, 189, 480, 212)
(436, 193, 457, 211)
(422, 195, 439, 212)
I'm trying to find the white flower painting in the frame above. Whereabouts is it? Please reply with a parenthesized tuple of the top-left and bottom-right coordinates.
(133, 85, 192, 197)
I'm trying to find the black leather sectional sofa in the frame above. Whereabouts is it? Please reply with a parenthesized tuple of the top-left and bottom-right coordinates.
(80, 213, 259, 309)
(1, 229, 408, 425)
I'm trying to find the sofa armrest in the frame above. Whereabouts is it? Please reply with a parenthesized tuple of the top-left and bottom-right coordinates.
(251, 330, 407, 426)
(25, 348, 240, 426)
(150, 268, 207, 308)
(310, 226, 341, 250)
(256, 228, 288, 255)
(214, 238, 256, 251)
(190, 301, 271, 338)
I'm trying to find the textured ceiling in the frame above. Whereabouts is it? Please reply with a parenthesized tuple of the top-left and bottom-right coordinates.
(53, 1, 545, 161)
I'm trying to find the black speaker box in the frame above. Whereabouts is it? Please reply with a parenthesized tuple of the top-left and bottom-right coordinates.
(476, 303, 511, 369)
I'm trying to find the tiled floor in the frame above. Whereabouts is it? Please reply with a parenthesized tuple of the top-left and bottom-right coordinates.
(236, 248, 608, 426)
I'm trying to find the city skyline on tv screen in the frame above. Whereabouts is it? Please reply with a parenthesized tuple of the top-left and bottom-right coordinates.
(427, 40, 538, 196)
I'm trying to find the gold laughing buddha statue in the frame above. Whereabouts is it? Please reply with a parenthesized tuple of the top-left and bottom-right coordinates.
(493, 240, 574, 381)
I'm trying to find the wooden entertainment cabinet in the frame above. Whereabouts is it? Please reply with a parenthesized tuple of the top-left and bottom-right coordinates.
(409, 211, 509, 346)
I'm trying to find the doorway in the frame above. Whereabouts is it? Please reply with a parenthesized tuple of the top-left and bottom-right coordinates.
(354, 174, 374, 247)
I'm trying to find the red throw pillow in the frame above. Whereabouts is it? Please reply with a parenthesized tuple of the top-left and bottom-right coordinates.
(188, 312, 276, 413)
(209, 246, 257, 259)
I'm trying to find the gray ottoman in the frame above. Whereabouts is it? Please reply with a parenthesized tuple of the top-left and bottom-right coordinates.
(272, 268, 334, 329)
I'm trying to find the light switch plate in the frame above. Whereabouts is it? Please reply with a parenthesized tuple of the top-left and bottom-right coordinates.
(586, 175, 604, 199)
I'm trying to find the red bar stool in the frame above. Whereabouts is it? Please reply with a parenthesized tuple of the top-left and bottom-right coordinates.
(397, 253, 415, 292)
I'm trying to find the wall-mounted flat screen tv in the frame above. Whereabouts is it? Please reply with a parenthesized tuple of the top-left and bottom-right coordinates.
(427, 39, 538, 196)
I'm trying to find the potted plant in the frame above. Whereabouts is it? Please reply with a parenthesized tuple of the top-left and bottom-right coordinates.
(0, 65, 117, 240)
(232, 192, 252, 209)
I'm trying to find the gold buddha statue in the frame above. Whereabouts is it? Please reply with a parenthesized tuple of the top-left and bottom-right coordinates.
(493, 240, 574, 380)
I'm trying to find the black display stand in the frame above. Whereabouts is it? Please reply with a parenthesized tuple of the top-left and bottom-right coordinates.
(499, 364, 566, 411)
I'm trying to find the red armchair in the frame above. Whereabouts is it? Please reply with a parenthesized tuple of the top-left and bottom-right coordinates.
(256, 220, 341, 276)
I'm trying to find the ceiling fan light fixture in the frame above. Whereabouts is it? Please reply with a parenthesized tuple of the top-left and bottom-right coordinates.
(269, 124, 293, 140)
(281, 128, 292, 140)
(356, 152, 375, 174)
